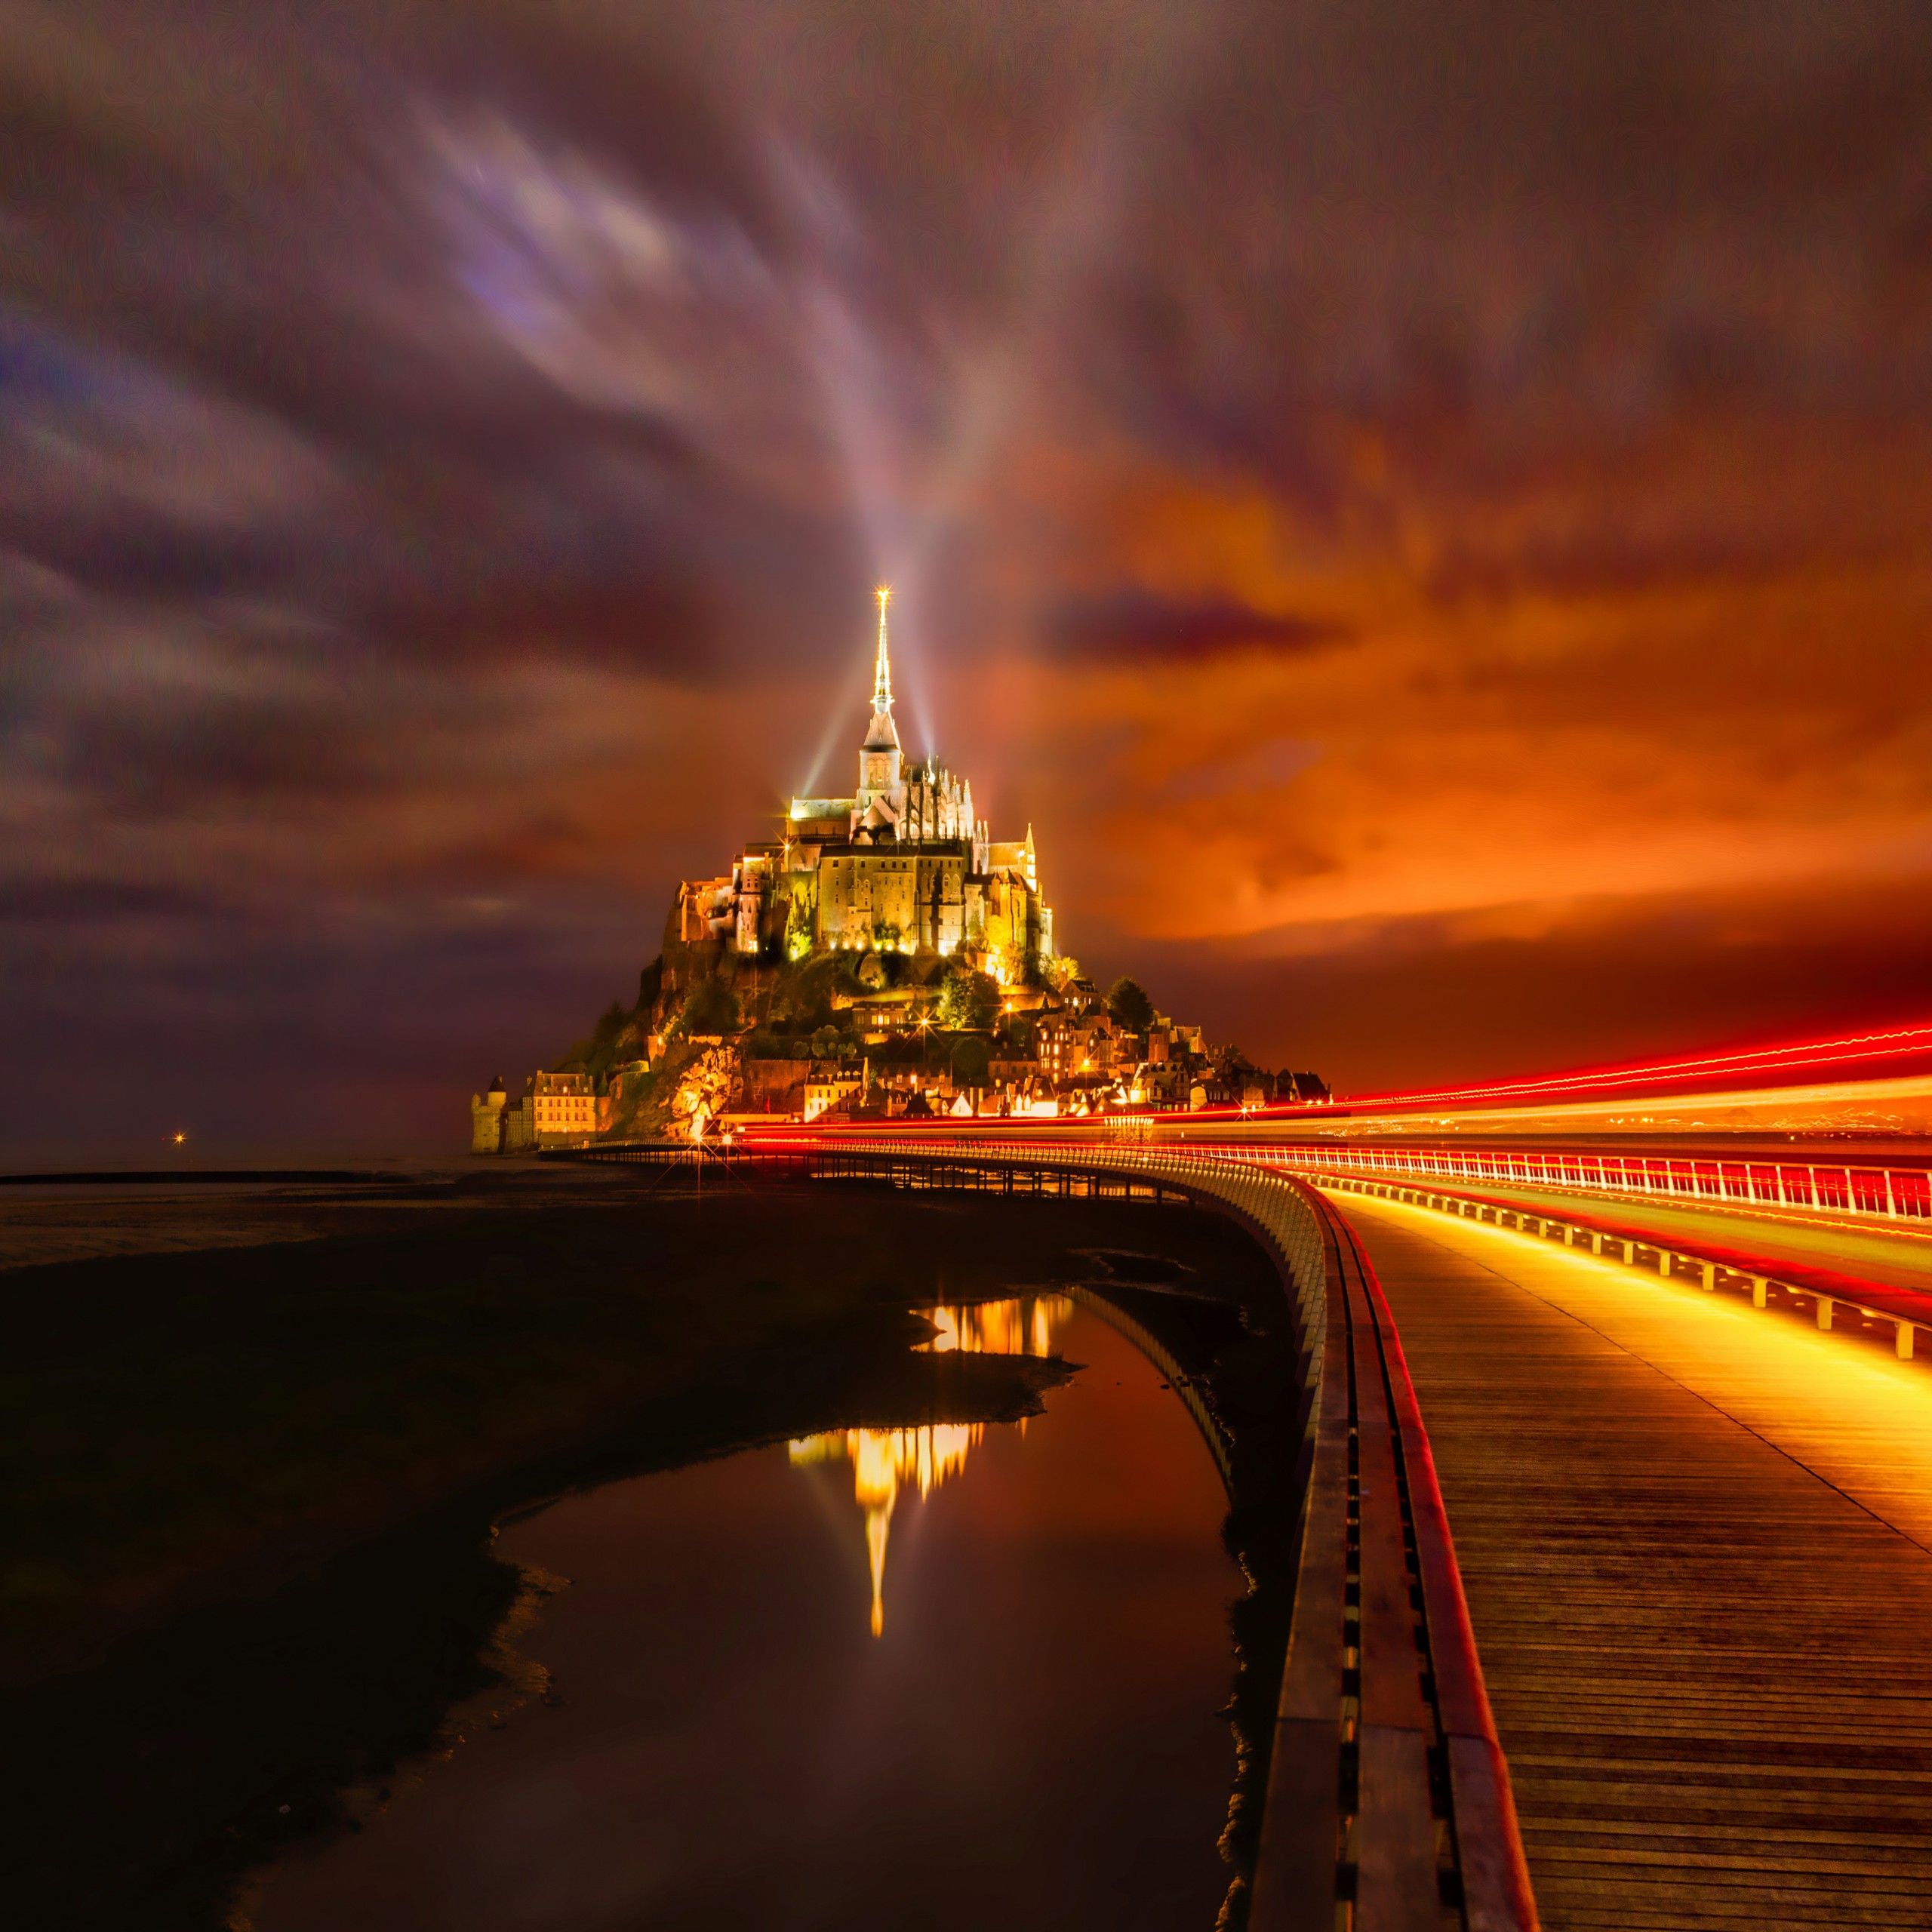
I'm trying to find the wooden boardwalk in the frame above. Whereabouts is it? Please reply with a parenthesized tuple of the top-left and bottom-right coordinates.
(1334, 1189, 1932, 1930)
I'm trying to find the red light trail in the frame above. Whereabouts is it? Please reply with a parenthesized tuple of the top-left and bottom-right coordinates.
(1336, 1018, 1932, 1112)
(734, 1017, 1932, 1143)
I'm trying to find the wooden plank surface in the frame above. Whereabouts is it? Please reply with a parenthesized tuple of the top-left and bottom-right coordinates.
(1334, 1190, 1932, 1931)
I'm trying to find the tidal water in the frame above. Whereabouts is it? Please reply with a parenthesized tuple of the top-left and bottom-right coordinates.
(245, 1297, 1238, 1930)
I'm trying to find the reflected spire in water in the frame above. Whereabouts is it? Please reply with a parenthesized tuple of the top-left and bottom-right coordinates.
(789, 1294, 1072, 1636)
(791, 1423, 979, 1637)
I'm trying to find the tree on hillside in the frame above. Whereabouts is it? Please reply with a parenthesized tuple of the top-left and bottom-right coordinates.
(1106, 976, 1155, 1035)
(681, 976, 740, 1037)
(773, 954, 838, 1033)
(1044, 954, 1081, 994)
(555, 999, 634, 1079)
(936, 964, 999, 1032)
(784, 888, 815, 961)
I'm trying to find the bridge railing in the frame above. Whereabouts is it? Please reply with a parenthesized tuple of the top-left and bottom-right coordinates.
(1161, 1136, 1932, 1226)
(771, 1132, 1536, 1932)
(1309, 1166, 1932, 1365)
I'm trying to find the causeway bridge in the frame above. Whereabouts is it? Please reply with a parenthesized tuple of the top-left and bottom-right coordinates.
(585, 1056, 1932, 1932)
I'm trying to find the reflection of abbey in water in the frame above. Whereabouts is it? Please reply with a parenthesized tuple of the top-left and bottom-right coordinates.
(789, 1296, 1072, 1638)
(680, 589, 1055, 980)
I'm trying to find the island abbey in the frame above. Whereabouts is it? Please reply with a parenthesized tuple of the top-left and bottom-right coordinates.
(677, 589, 1056, 981)
(471, 587, 1325, 1148)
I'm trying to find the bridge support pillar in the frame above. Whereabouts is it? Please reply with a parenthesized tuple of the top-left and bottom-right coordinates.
(1657, 1249, 1674, 1278)
(1900, 1323, 1916, 1362)
(1752, 1276, 1768, 1308)
(1817, 1297, 1833, 1332)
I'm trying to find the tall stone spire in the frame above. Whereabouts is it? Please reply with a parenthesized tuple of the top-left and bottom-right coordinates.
(862, 584, 900, 755)
(872, 583, 894, 714)
(857, 585, 903, 819)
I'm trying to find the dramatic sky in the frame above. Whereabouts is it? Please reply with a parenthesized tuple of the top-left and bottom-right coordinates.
(6, 0, 1932, 1156)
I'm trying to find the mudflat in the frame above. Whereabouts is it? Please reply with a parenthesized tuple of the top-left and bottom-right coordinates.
(2, 1162, 1281, 1675)
(2, 1162, 1283, 1927)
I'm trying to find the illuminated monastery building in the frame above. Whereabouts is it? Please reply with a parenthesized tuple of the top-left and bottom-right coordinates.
(677, 591, 1055, 983)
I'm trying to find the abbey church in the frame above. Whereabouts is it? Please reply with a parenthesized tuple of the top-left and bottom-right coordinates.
(677, 592, 1056, 983)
